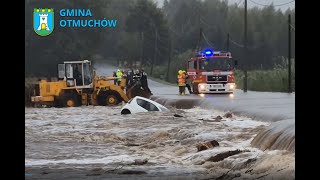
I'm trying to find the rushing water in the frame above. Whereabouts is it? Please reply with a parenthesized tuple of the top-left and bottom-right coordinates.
(25, 104, 294, 179)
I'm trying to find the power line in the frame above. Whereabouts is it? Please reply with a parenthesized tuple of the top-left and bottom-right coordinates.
(248, 0, 295, 7)
(143, 32, 169, 47)
(168, 27, 181, 36)
(229, 37, 244, 48)
(201, 32, 215, 48)
(200, 17, 247, 50)
(199, 17, 232, 39)
(199, 17, 217, 29)
(199, 0, 243, 31)
(289, 23, 295, 31)
(226, 0, 244, 36)
(236, 0, 244, 6)
(190, 0, 242, 50)
(223, 0, 243, 50)
(229, 36, 258, 49)
(142, 34, 179, 55)
(144, 38, 170, 52)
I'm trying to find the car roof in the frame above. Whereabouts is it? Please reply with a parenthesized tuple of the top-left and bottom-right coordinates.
(133, 96, 168, 109)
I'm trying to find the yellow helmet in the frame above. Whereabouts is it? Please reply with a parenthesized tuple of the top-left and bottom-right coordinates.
(178, 70, 183, 74)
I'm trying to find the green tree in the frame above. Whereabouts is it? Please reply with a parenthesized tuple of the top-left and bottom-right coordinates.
(126, 0, 170, 68)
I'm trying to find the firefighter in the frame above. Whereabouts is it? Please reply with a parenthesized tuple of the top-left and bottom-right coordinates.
(74, 65, 82, 86)
(116, 69, 123, 86)
(140, 69, 152, 95)
(132, 69, 141, 86)
(177, 70, 186, 95)
(112, 71, 117, 85)
(121, 70, 128, 89)
(183, 70, 193, 94)
(126, 69, 134, 88)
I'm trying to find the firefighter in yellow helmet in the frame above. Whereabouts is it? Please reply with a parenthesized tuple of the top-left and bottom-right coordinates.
(177, 70, 186, 95)
(116, 69, 123, 86)
(183, 70, 193, 94)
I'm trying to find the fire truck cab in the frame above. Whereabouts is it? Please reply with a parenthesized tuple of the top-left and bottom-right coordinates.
(187, 49, 237, 94)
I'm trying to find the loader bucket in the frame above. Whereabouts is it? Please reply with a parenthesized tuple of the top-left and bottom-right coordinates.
(127, 85, 152, 100)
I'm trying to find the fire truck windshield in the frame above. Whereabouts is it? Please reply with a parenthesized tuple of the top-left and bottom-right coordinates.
(200, 58, 233, 71)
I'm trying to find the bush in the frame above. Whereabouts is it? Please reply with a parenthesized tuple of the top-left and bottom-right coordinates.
(144, 65, 167, 79)
(167, 49, 195, 83)
(235, 62, 295, 92)
(142, 49, 195, 83)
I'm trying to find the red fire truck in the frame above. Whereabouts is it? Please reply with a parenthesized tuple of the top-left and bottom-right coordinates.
(187, 49, 237, 94)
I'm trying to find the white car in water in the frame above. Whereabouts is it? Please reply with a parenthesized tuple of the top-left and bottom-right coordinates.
(121, 96, 169, 114)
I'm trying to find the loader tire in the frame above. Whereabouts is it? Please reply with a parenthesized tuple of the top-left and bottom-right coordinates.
(60, 94, 81, 107)
(97, 91, 122, 106)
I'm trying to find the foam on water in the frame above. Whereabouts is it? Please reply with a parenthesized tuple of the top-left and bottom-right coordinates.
(25, 155, 136, 166)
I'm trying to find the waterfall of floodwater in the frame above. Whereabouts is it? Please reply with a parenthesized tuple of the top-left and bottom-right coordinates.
(151, 96, 295, 152)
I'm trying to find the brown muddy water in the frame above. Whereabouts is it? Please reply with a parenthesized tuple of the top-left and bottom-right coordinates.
(25, 105, 294, 180)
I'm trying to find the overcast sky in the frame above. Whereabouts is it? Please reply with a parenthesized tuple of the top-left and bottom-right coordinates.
(153, 0, 295, 12)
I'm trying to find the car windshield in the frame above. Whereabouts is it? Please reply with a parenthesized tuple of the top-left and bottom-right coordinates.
(199, 58, 233, 71)
(159, 106, 169, 112)
(136, 98, 159, 111)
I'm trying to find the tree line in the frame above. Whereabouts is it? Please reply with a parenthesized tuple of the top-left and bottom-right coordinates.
(25, 0, 295, 79)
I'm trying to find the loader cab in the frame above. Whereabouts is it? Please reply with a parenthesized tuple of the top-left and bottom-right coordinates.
(58, 60, 93, 88)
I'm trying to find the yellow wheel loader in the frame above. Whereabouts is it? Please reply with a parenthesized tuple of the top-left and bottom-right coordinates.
(30, 60, 135, 107)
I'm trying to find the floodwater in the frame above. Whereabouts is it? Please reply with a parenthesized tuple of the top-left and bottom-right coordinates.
(25, 104, 294, 179)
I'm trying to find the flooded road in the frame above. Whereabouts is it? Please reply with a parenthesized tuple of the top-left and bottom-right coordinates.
(25, 106, 294, 179)
(94, 62, 295, 123)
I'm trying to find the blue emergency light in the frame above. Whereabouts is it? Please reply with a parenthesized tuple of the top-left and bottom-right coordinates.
(203, 49, 213, 56)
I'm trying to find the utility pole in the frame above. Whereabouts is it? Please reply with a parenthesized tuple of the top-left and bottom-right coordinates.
(140, 32, 144, 69)
(197, 11, 201, 52)
(198, 27, 202, 52)
(243, 0, 248, 92)
(151, 30, 157, 76)
(288, 14, 292, 93)
(227, 33, 230, 52)
(166, 39, 172, 82)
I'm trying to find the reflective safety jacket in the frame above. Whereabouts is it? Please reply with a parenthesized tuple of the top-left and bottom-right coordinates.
(177, 73, 186, 86)
(116, 70, 123, 82)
